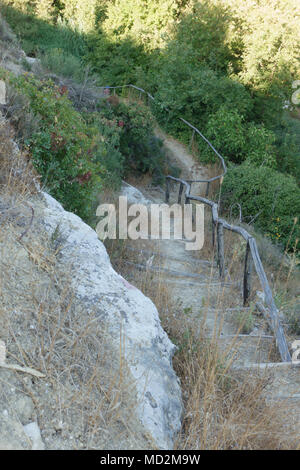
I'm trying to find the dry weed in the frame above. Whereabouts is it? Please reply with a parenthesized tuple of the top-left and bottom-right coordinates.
(0, 119, 151, 449)
(106, 229, 299, 449)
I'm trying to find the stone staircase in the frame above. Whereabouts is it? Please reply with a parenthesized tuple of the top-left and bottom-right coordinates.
(124, 178, 300, 439)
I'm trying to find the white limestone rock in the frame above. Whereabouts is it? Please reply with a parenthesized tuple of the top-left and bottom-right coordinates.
(23, 422, 45, 450)
(0, 412, 31, 450)
(37, 191, 182, 449)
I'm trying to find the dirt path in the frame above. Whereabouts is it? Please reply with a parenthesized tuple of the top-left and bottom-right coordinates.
(128, 130, 275, 365)
(155, 127, 209, 196)
(126, 129, 300, 431)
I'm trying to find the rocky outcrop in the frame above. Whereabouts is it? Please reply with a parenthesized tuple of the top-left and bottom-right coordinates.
(33, 191, 182, 449)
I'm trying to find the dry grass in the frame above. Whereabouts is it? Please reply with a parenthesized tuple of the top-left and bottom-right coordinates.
(0, 118, 151, 450)
(0, 221, 147, 449)
(189, 198, 300, 333)
(1, 110, 298, 449)
(105, 219, 299, 449)
(175, 337, 299, 449)
(0, 116, 39, 197)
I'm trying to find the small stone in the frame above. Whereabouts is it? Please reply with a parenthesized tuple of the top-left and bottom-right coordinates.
(23, 422, 45, 450)
(54, 420, 63, 431)
(23, 377, 32, 387)
(14, 395, 34, 424)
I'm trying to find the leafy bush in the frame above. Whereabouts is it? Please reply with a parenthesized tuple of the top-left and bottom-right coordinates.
(149, 58, 253, 143)
(40, 48, 84, 82)
(1, 4, 87, 59)
(83, 109, 124, 189)
(1, 70, 103, 221)
(221, 162, 300, 252)
(245, 123, 277, 168)
(196, 105, 277, 167)
(86, 33, 150, 86)
(230, 0, 300, 102)
(1, 69, 168, 221)
(97, 96, 167, 182)
(274, 112, 300, 181)
(200, 106, 246, 164)
(3, 0, 299, 175)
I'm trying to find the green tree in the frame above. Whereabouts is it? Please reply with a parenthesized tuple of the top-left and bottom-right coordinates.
(222, 162, 300, 251)
(34, 0, 55, 20)
(60, 0, 99, 32)
(223, 0, 300, 101)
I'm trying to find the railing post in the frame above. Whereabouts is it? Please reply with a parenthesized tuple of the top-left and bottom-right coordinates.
(189, 129, 195, 152)
(217, 222, 225, 281)
(178, 182, 184, 204)
(243, 240, 252, 306)
(205, 181, 210, 197)
(211, 205, 218, 248)
(185, 196, 195, 224)
(212, 212, 216, 247)
(166, 178, 170, 203)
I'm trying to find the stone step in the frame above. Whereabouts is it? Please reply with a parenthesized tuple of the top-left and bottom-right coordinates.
(161, 257, 213, 277)
(269, 396, 300, 435)
(252, 362, 300, 398)
(125, 247, 215, 277)
(123, 260, 217, 282)
(216, 335, 279, 366)
(232, 362, 300, 430)
(231, 362, 300, 397)
(126, 246, 215, 267)
(230, 362, 300, 434)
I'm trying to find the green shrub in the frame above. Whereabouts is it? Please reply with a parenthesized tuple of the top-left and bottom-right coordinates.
(40, 48, 84, 82)
(86, 33, 149, 86)
(221, 162, 300, 252)
(1, 69, 168, 221)
(97, 97, 166, 182)
(149, 59, 253, 144)
(200, 106, 247, 164)
(1, 4, 87, 59)
(274, 112, 300, 181)
(245, 123, 277, 168)
(197, 105, 277, 167)
(83, 110, 124, 189)
(1, 70, 103, 221)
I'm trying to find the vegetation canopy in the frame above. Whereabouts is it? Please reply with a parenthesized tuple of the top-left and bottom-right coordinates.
(1, 0, 299, 252)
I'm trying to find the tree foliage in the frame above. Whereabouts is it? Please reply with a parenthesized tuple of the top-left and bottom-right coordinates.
(2, 0, 299, 250)
(222, 163, 300, 250)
